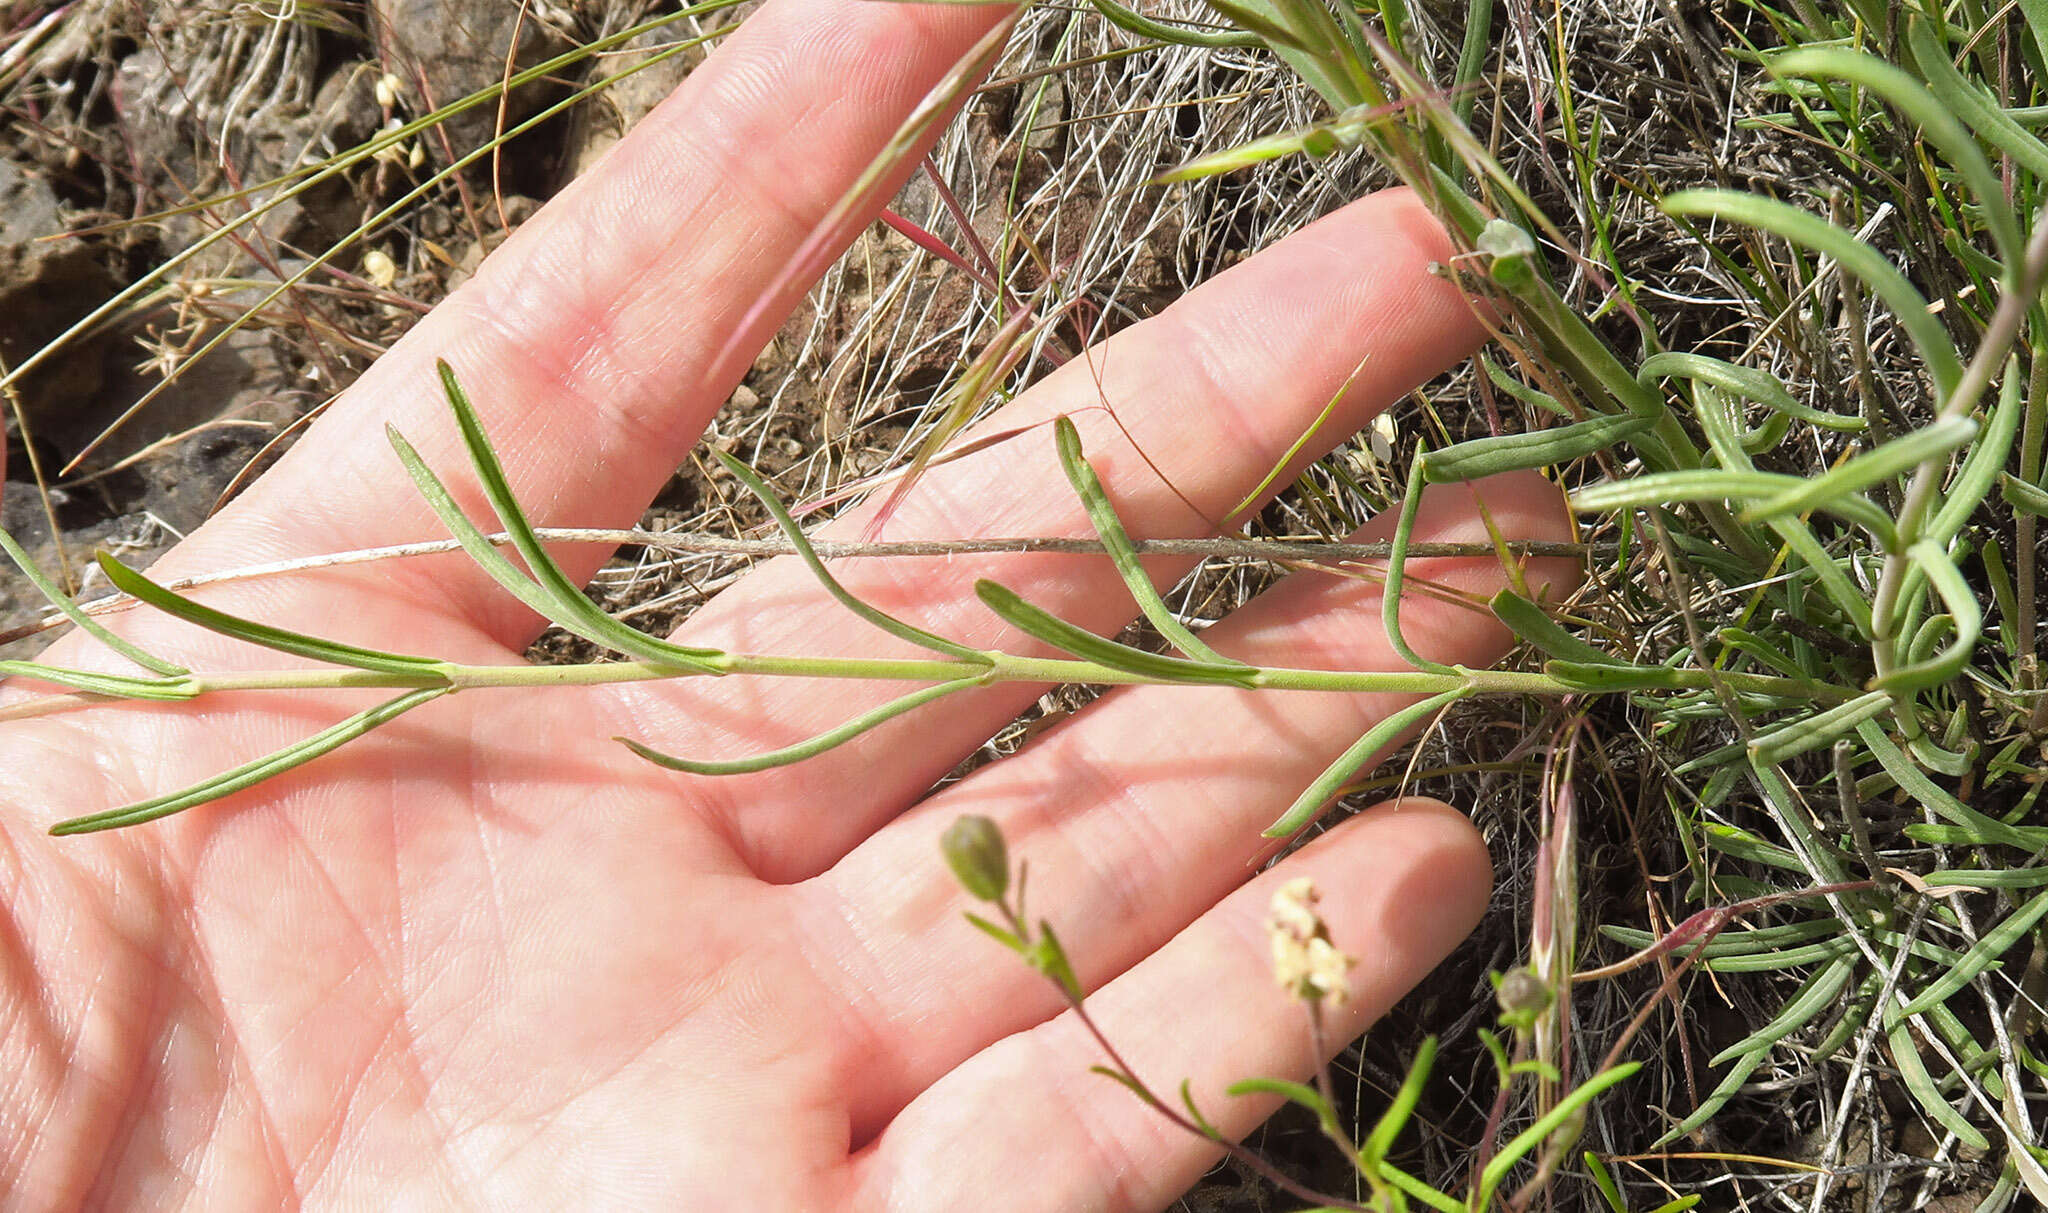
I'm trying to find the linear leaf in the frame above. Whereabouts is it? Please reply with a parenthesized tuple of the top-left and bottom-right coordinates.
(433, 361, 723, 673)
(974, 579, 1259, 687)
(617, 678, 981, 775)
(710, 448, 988, 662)
(1490, 589, 1629, 666)
(1662, 190, 1964, 401)
(1897, 887, 2048, 1019)
(96, 554, 453, 680)
(0, 662, 196, 701)
(0, 525, 186, 675)
(1742, 417, 1977, 526)
(1052, 418, 1236, 665)
(1264, 690, 1466, 837)
(1887, 1019, 1990, 1150)
(49, 687, 452, 834)
(1421, 411, 1653, 483)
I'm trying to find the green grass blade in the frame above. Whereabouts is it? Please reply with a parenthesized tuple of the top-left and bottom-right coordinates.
(973, 580, 1259, 687)
(48, 687, 453, 834)
(1053, 418, 1236, 665)
(0, 526, 186, 676)
(710, 448, 989, 663)
(1360, 1036, 1435, 1168)
(1264, 689, 1467, 837)
(1708, 958, 1859, 1068)
(618, 677, 982, 775)
(95, 555, 453, 680)
(1478, 1062, 1640, 1203)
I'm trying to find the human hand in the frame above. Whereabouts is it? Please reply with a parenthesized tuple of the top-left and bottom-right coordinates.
(0, 3, 1574, 1208)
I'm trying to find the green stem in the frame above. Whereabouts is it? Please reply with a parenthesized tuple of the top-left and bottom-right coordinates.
(3, 650, 1853, 723)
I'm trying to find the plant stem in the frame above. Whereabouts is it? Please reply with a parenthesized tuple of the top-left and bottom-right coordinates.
(0, 649, 1854, 724)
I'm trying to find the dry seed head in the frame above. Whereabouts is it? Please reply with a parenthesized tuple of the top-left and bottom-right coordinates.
(1267, 878, 1355, 1006)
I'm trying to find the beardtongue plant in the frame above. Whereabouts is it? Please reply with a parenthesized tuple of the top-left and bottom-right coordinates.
(6, 0, 2048, 1204)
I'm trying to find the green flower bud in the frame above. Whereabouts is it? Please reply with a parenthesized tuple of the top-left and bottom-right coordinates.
(942, 815, 1010, 903)
(1494, 966, 1553, 1032)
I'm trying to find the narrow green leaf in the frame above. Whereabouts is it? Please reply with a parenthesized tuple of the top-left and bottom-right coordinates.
(1479, 1062, 1640, 1202)
(96, 554, 454, 680)
(387, 424, 564, 620)
(1906, 16, 2048, 194)
(433, 361, 724, 674)
(1571, 468, 1896, 544)
(1088, 0, 1261, 46)
(1742, 417, 1977, 526)
(1709, 958, 1858, 1066)
(0, 525, 186, 675)
(1858, 721, 2048, 850)
(1887, 1019, 1990, 1150)
(973, 579, 1259, 686)
(1897, 887, 2048, 1018)
(1771, 44, 2020, 269)
(710, 448, 989, 663)
(1178, 1079, 1222, 1139)
(1637, 351, 1863, 433)
(1379, 1164, 1464, 1213)
(2003, 472, 2048, 517)
(1223, 1076, 1343, 1138)
(49, 687, 452, 834)
(1360, 1036, 1435, 1168)
(1385, 455, 1455, 674)
(1653, 1045, 1768, 1146)
(1748, 691, 1894, 765)
(0, 662, 196, 700)
(963, 912, 1026, 954)
(1869, 540, 1983, 692)
(1490, 589, 1628, 666)
(1662, 190, 1964, 401)
(1421, 411, 1653, 483)
(1543, 660, 1689, 691)
(1481, 353, 1572, 418)
(1264, 690, 1466, 837)
(1053, 418, 1236, 665)
(617, 677, 980, 775)
(1202, 0, 1312, 50)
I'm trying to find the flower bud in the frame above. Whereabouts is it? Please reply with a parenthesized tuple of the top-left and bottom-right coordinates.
(941, 815, 1009, 903)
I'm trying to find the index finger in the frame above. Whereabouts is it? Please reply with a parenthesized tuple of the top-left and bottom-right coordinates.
(42, 0, 1011, 668)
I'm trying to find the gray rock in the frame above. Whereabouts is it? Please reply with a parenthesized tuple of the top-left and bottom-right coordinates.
(371, 0, 575, 155)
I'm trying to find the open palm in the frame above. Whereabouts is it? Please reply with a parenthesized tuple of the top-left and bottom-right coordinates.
(0, 4, 1573, 1208)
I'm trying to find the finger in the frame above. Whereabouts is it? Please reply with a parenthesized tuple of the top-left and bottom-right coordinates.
(803, 469, 1574, 1133)
(37, 0, 1008, 671)
(619, 188, 1491, 880)
(849, 798, 1492, 1212)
